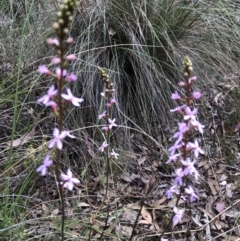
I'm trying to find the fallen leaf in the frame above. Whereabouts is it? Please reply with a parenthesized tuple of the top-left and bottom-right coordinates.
(125, 152, 138, 160)
(208, 178, 218, 195)
(138, 156, 147, 166)
(77, 202, 90, 207)
(225, 208, 239, 217)
(42, 203, 49, 215)
(141, 205, 152, 224)
(205, 196, 218, 219)
(223, 235, 240, 241)
(152, 209, 161, 232)
(125, 203, 140, 210)
(120, 173, 139, 182)
(167, 197, 184, 208)
(181, 210, 192, 224)
(7, 120, 39, 147)
(116, 225, 133, 237)
(215, 164, 227, 174)
(214, 92, 222, 104)
(152, 197, 167, 207)
(144, 175, 156, 195)
(51, 208, 59, 216)
(219, 173, 228, 182)
(226, 183, 233, 198)
(122, 209, 138, 222)
(138, 220, 151, 224)
(136, 144, 148, 155)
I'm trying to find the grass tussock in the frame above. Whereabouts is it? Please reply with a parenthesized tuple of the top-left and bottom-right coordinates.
(69, 0, 240, 138)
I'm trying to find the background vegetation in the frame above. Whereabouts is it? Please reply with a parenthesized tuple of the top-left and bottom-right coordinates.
(1, 0, 240, 240)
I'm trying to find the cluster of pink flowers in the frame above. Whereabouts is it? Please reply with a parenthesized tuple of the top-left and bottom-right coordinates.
(36, 1, 82, 239)
(165, 57, 204, 227)
(97, 68, 118, 159)
(36, 37, 82, 191)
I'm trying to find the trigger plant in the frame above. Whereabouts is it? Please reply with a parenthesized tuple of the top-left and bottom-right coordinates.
(36, 0, 82, 240)
(98, 67, 118, 175)
(160, 56, 204, 239)
(90, 67, 118, 240)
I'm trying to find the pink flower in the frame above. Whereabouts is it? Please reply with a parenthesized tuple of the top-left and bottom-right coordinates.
(171, 91, 181, 100)
(192, 91, 201, 99)
(66, 73, 77, 82)
(38, 65, 51, 75)
(46, 38, 59, 46)
(36, 154, 53, 176)
(185, 186, 198, 202)
(37, 85, 58, 105)
(188, 76, 197, 84)
(61, 169, 80, 191)
(166, 185, 179, 199)
(45, 100, 57, 110)
(66, 37, 73, 44)
(61, 88, 84, 107)
(48, 127, 75, 150)
(170, 104, 186, 113)
(191, 119, 204, 133)
(99, 141, 108, 152)
(51, 57, 60, 64)
(98, 111, 107, 119)
(180, 158, 195, 174)
(66, 54, 76, 61)
(187, 139, 204, 158)
(110, 98, 116, 104)
(166, 153, 181, 164)
(102, 126, 109, 131)
(55, 68, 67, 79)
(184, 107, 198, 121)
(173, 122, 189, 144)
(174, 168, 184, 186)
(110, 149, 119, 159)
(178, 81, 185, 87)
(168, 142, 182, 156)
(108, 118, 117, 129)
(106, 98, 116, 107)
(173, 207, 184, 227)
(180, 158, 199, 179)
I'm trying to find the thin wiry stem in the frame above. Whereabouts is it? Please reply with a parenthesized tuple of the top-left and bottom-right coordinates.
(56, 38, 65, 241)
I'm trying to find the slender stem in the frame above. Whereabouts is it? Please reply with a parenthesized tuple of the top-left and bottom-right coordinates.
(55, 36, 65, 241)
(129, 197, 145, 240)
(99, 146, 110, 241)
(55, 149, 65, 240)
(88, 142, 110, 240)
